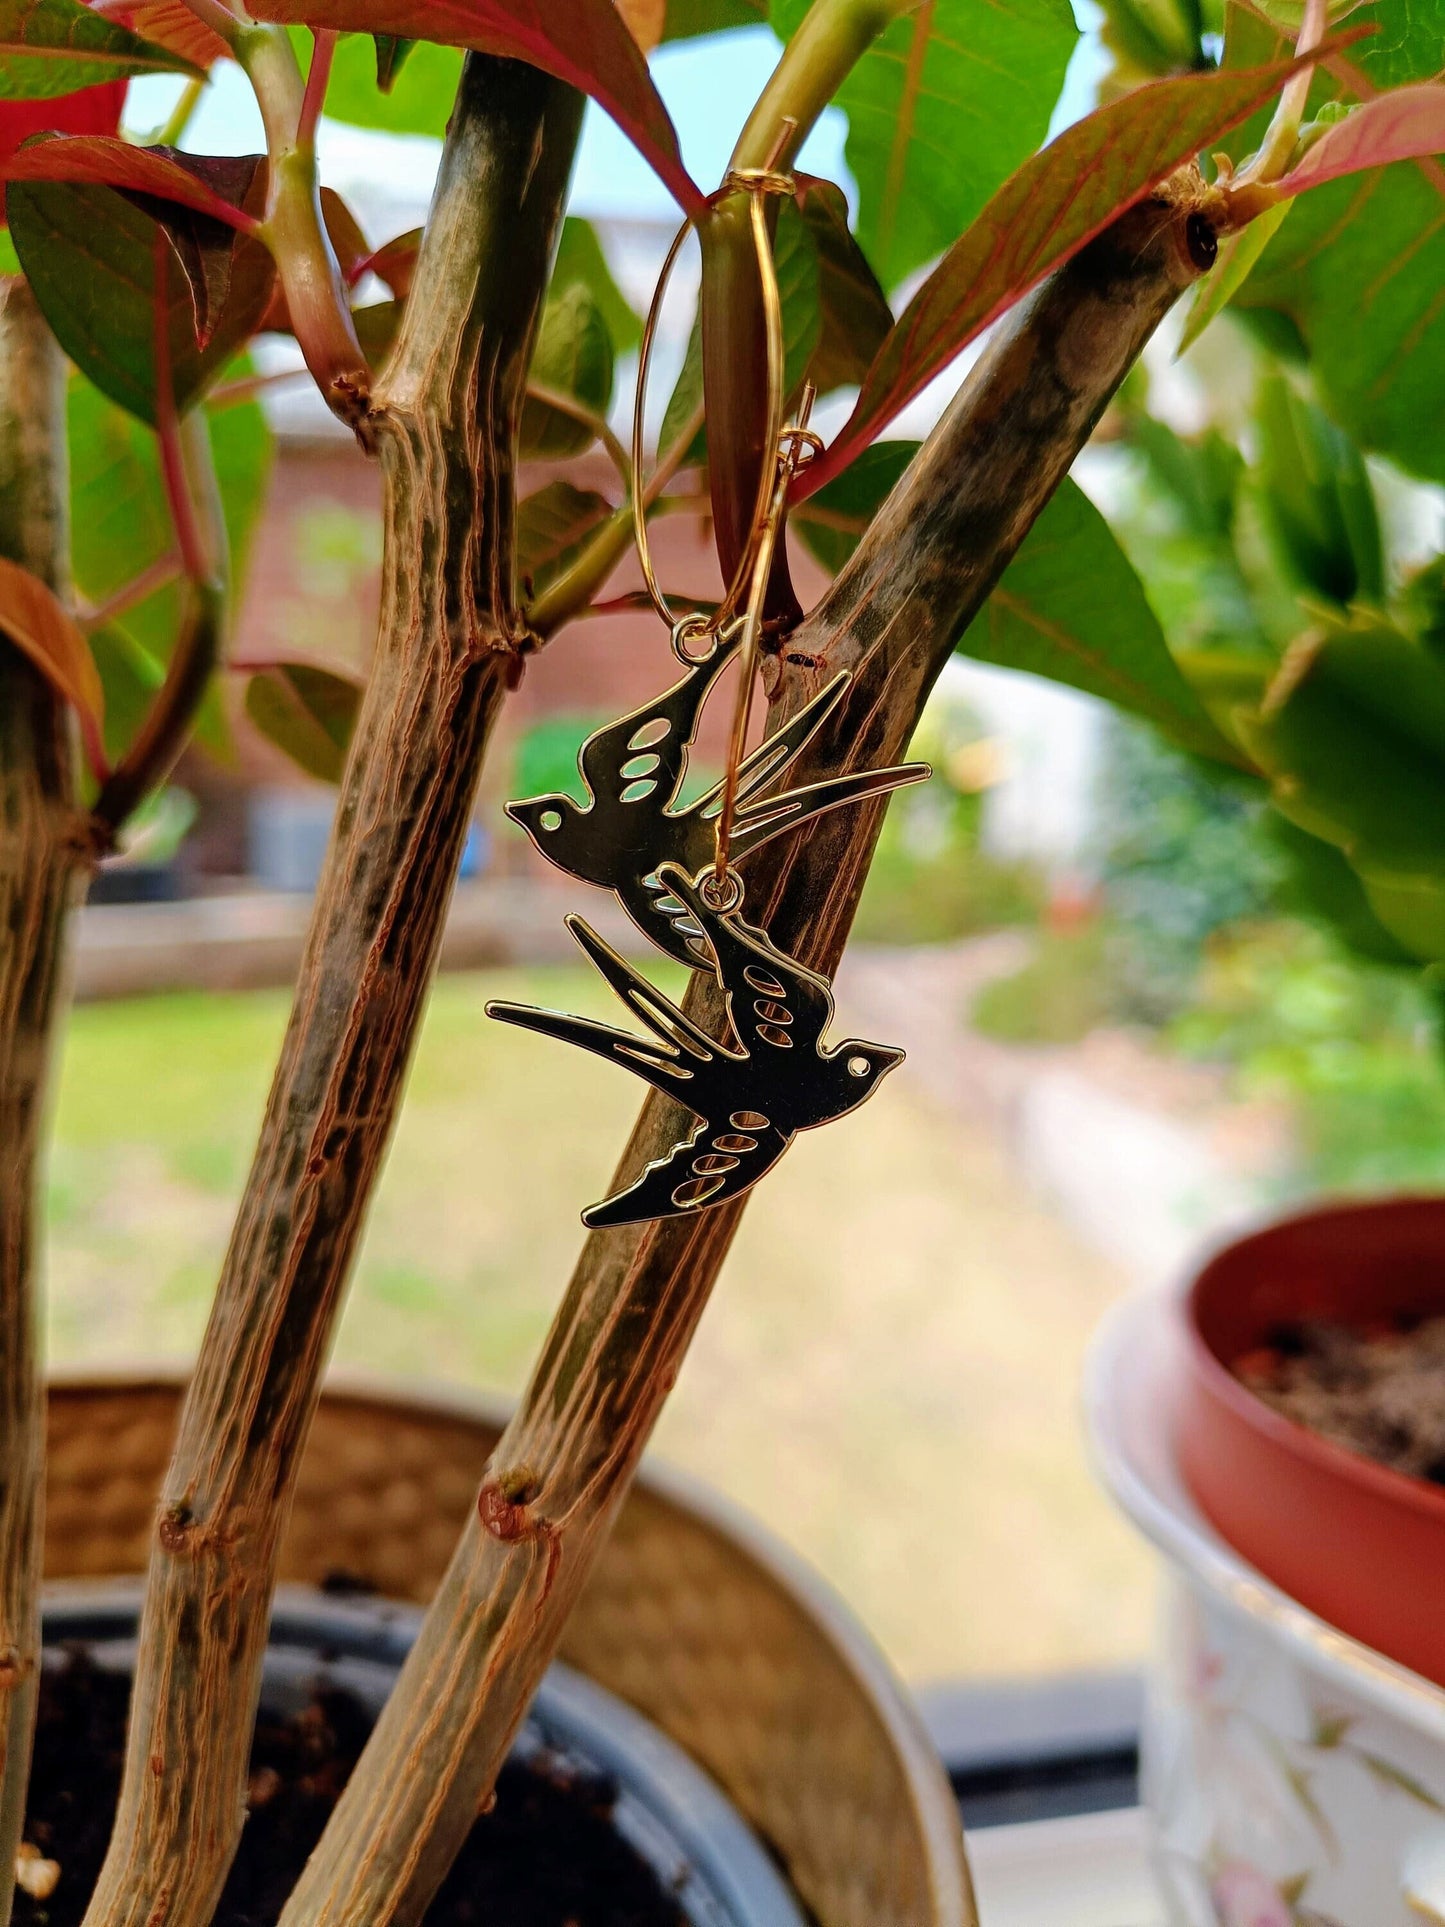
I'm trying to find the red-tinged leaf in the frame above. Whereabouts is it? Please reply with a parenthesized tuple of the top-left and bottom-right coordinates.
(1280, 86, 1445, 196)
(355, 226, 419, 297)
(3, 134, 261, 229)
(319, 184, 369, 279)
(246, 0, 704, 214)
(112, 0, 228, 68)
(0, 0, 203, 97)
(0, 555, 107, 773)
(796, 50, 1325, 499)
(152, 157, 267, 346)
(0, 75, 123, 220)
(9, 175, 275, 421)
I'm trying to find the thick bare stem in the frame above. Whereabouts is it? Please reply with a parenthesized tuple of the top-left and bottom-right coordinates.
(0, 280, 78, 1927)
(280, 172, 1214, 1927)
(78, 57, 582, 1927)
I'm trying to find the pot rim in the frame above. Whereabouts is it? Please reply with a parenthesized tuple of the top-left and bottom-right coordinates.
(1084, 1284, 1445, 1738)
(38, 1579, 810, 1927)
(1184, 1193, 1445, 1528)
(43, 1363, 971, 1927)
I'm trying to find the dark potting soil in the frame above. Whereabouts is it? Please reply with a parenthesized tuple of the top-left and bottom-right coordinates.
(15, 1651, 688, 1927)
(1235, 1313, 1445, 1485)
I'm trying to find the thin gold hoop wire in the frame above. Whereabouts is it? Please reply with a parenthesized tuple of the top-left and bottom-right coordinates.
(708, 383, 819, 896)
(630, 170, 792, 640)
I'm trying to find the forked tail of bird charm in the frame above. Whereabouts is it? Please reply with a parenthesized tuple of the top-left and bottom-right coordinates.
(487, 863, 904, 1227)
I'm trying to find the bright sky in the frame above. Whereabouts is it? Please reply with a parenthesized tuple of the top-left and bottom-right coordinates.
(127, 2, 1108, 230)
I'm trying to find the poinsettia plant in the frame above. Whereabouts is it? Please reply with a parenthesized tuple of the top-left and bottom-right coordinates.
(1, 0, 1442, 1920)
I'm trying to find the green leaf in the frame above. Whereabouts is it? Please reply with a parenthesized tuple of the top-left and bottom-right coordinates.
(773, 0, 1077, 291)
(1251, 374, 1384, 607)
(551, 216, 639, 352)
(658, 311, 704, 468)
(1222, 3, 1445, 485)
(373, 30, 413, 87)
(520, 281, 614, 458)
(1, 141, 267, 350)
(1234, 623, 1445, 892)
(654, 0, 765, 37)
(801, 50, 1310, 498)
(309, 30, 462, 136)
(0, 0, 201, 97)
(251, 0, 704, 214)
(1129, 414, 1243, 544)
(10, 180, 274, 424)
(514, 479, 615, 596)
(1267, 814, 1417, 966)
(1235, 161, 1445, 486)
(68, 372, 271, 761)
(793, 438, 916, 573)
(794, 175, 891, 393)
(774, 193, 822, 402)
(89, 622, 163, 765)
(963, 476, 1241, 763)
(245, 663, 362, 784)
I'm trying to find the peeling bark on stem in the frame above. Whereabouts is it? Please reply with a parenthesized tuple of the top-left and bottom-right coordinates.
(279, 174, 1212, 1927)
(78, 58, 582, 1927)
(0, 281, 77, 1927)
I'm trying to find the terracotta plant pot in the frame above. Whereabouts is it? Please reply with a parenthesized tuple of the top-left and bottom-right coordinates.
(1174, 1194, 1445, 1688)
(42, 1370, 975, 1927)
(1087, 1287, 1445, 1927)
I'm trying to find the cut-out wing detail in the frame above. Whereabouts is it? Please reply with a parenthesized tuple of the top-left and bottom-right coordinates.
(582, 1115, 789, 1229)
(563, 915, 732, 1064)
(686, 673, 848, 823)
(654, 863, 835, 1057)
(577, 631, 740, 816)
(729, 761, 930, 860)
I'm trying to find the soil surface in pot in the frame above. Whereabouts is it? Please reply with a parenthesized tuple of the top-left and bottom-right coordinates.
(1237, 1314, 1445, 1485)
(16, 1652, 688, 1927)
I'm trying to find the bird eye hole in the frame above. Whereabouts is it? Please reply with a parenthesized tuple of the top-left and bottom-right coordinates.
(847, 1054, 870, 1078)
(539, 808, 563, 833)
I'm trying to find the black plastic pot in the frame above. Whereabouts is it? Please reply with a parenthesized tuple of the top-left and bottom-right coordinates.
(39, 1583, 808, 1927)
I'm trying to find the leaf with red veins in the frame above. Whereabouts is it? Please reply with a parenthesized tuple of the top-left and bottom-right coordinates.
(4, 134, 261, 228)
(1280, 86, 1445, 196)
(0, 555, 108, 775)
(245, 0, 704, 213)
(107, 0, 229, 68)
(795, 46, 1347, 499)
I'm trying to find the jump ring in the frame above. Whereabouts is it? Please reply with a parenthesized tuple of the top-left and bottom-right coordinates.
(699, 866, 744, 914)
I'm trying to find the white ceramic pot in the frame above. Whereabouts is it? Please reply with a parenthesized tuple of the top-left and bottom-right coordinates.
(1086, 1288, 1445, 1927)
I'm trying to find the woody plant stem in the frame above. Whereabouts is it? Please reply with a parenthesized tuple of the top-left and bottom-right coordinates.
(276, 171, 1220, 1927)
(0, 281, 81, 1927)
(77, 55, 582, 1927)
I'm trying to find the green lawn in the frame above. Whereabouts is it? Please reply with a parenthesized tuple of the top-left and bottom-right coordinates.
(44, 970, 1153, 1682)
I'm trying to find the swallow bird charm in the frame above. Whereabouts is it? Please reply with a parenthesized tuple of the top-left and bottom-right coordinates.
(505, 628, 927, 969)
(487, 863, 904, 1228)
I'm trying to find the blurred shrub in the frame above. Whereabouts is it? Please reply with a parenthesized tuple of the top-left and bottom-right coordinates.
(1174, 922, 1445, 1192)
(971, 925, 1109, 1045)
